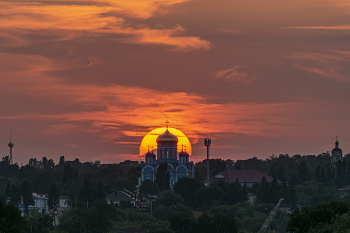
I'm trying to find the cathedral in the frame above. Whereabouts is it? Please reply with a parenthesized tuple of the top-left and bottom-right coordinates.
(140, 127, 195, 188)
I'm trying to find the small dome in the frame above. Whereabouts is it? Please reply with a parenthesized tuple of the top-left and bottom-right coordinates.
(332, 147, 342, 152)
(145, 152, 156, 158)
(156, 129, 178, 145)
(332, 140, 342, 152)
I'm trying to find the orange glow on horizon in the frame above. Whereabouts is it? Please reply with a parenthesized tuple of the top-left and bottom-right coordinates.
(140, 127, 192, 159)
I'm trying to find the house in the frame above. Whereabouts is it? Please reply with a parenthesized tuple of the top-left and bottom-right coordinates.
(59, 196, 70, 209)
(29, 193, 48, 214)
(338, 184, 350, 197)
(204, 170, 278, 188)
(105, 190, 137, 206)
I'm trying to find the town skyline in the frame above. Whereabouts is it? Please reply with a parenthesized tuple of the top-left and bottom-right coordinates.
(1, 0, 350, 164)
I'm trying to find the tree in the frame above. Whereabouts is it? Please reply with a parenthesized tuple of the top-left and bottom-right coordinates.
(93, 181, 104, 200)
(78, 177, 93, 208)
(21, 180, 34, 216)
(289, 183, 297, 210)
(211, 212, 239, 233)
(62, 163, 74, 185)
(48, 183, 60, 209)
(314, 164, 321, 182)
(269, 176, 280, 204)
(153, 205, 173, 221)
(256, 176, 270, 203)
(139, 179, 160, 196)
(156, 192, 184, 207)
(196, 213, 213, 233)
(85, 200, 116, 233)
(9, 184, 21, 206)
(298, 161, 309, 183)
(173, 177, 203, 207)
(118, 199, 134, 210)
(280, 178, 288, 202)
(59, 156, 65, 167)
(286, 201, 350, 233)
(72, 169, 79, 181)
(0, 201, 27, 233)
(5, 183, 11, 199)
(25, 214, 53, 233)
(156, 162, 170, 191)
(170, 213, 196, 233)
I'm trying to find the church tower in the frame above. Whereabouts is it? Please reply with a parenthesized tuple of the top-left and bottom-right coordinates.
(331, 136, 342, 165)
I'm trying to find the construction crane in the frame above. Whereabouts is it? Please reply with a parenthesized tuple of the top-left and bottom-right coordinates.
(258, 198, 284, 233)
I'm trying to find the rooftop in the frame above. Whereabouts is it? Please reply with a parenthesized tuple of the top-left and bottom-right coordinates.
(205, 170, 278, 184)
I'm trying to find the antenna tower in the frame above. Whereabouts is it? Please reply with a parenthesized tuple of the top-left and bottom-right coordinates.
(8, 131, 14, 165)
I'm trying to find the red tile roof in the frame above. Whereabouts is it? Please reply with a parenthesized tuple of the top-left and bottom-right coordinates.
(338, 184, 350, 191)
(204, 170, 278, 184)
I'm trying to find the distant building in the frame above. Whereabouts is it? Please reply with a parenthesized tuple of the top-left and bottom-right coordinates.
(29, 193, 48, 214)
(331, 137, 343, 165)
(338, 184, 350, 196)
(59, 196, 70, 209)
(140, 128, 194, 189)
(204, 170, 278, 188)
(105, 190, 137, 206)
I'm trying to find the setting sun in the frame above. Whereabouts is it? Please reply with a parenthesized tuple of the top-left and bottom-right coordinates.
(140, 127, 191, 158)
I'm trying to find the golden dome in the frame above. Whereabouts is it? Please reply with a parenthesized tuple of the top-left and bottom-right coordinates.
(156, 129, 178, 145)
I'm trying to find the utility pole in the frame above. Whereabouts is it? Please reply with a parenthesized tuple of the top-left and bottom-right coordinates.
(204, 138, 211, 187)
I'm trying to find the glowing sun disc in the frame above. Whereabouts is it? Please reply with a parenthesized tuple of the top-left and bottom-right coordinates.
(140, 127, 191, 158)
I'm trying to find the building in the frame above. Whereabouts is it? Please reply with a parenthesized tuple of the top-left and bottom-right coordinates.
(105, 190, 137, 206)
(140, 128, 195, 188)
(59, 196, 70, 209)
(338, 184, 350, 197)
(204, 170, 277, 188)
(29, 193, 48, 214)
(331, 137, 342, 165)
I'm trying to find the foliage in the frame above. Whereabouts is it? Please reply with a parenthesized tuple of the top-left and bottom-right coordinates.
(286, 200, 350, 233)
(170, 213, 197, 233)
(48, 183, 60, 209)
(156, 191, 184, 207)
(156, 162, 170, 191)
(59, 199, 117, 233)
(24, 214, 53, 233)
(21, 180, 35, 216)
(118, 199, 134, 210)
(173, 177, 203, 207)
(139, 179, 160, 196)
(0, 201, 27, 233)
(295, 180, 339, 207)
(153, 205, 173, 221)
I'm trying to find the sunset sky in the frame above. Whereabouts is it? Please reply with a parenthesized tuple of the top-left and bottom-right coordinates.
(1, 0, 350, 165)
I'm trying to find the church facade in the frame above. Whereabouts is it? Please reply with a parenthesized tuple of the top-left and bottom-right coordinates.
(140, 128, 195, 188)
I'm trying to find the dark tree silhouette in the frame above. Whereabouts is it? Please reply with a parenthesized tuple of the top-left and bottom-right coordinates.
(0, 201, 27, 233)
(156, 162, 170, 191)
(48, 183, 60, 209)
(21, 180, 34, 216)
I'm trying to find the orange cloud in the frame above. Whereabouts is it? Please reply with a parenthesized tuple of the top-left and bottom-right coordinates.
(0, 0, 210, 51)
(294, 63, 349, 82)
(214, 66, 256, 83)
(286, 52, 347, 63)
(283, 25, 350, 30)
